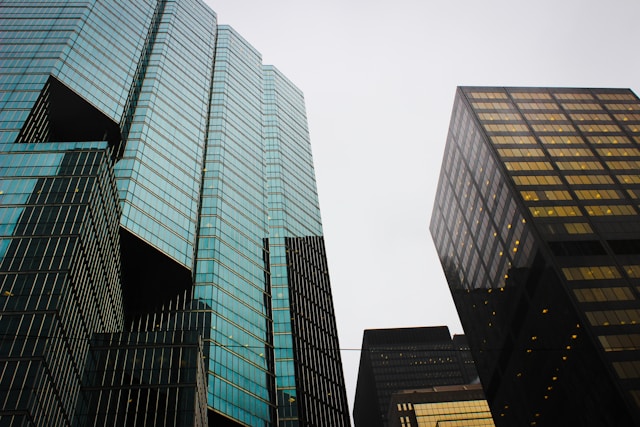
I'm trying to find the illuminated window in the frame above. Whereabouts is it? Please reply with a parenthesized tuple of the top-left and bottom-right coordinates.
(468, 91, 508, 99)
(520, 190, 572, 201)
(574, 287, 634, 302)
(625, 265, 640, 278)
(619, 175, 640, 184)
(577, 124, 622, 133)
(530, 206, 581, 217)
(524, 113, 567, 121)
(555, 161, 603, 170)
(554, 93, 594, 100)
(539, 135, 584, 145)
(531, 124, 575, 132)
(565, 175, 614, 185)
(472, 102, 512, 109)
(562, 266, 621, 280)
(586, 135, 630, 145)
(606, 160, 640, 170)
(605, 103, 638, 111)
(478, 112, 522, 121)
(614, 113, 640, 122)
(484, 124, 529, 132)
(511, 92, 553, 100)
(490, 135, 537, 145)
(624, 124, 640, 133)
(597, 147, 640, 157)
(569, 113, 611, 121)
(505, 162, 552, 171)
(585, 309, 640, 326)
(596, 93, 637, 101)
(517, 102, 559, 110)
(547, 148, 593, 157)
(512, 175, 562, 186)
(599, 334, 640, 351)
(586, 205, 636, 216)
(574, 189, 621, 200)
(564, 223, 593, 234)
(498, 148, 545, 158)
(628, 189, 640, 199)
(561, 103, 603, 110)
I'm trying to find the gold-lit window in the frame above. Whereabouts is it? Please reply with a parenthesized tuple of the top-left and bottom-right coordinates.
(619, 175, 640, 184)
(547, 148, 593, 157)
(483, 124, 529, 132)
(564, 222, 593, 234)
(517, 102, 560, 110)
(625, 124, 640, 132)
(562, 266, 622, 280)
(554, 93, 595, 100)
(520, 190, 572, 201)
(614, 113, 640, 122)
(605, 103, 638, 111)
(626, 265, 640, 278)
(497, 148, 545, 158)
(468, 91, 508, 99)
(586, 309, 640, 327)
(574, 189, 622, 200)
(565, 175, 614, 185)
(586, 135, 630, 145)
(613, 361, 640, 379)
(561, 103, 603, 110)
(531, 124, 575, 132)
(529, 206, 581, 217)
(599, 334, 640, 352)
(569, 113, 611, 121)
(574, 287, 634, 303)
(555, 161, 603, 170)
(596, 93, 637, 101)
(606, 160, 640, 170)
(478, 112, 522, 121)
(504, 161, 553, 171)
(511, 92, 552, 100)
(524, 113, 567, 121)
(597, 147, 640, 157)
(538, 135, 584, 145)
(490, 135, 537, 145)
(513, 175, 562, 186)
(586, 205, 636, 216)
(472, 102, 512, 109)
(577, 124, 622, 133)
(627, 189, 640, 200)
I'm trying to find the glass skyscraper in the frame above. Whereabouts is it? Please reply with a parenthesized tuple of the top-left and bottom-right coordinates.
(0, 1, 349, 426)
(431, 87, 640, 426)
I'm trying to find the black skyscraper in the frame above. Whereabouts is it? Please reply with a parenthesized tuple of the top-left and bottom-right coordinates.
(431, 87, 640, 426)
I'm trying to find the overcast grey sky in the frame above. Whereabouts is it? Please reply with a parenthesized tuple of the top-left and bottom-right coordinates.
(207, 0, 640, 416)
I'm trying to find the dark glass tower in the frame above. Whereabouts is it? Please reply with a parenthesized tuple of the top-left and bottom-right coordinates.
(0, 1, 349, 426)
(352, 326, 479, 427)
(430, 87, 640, 426)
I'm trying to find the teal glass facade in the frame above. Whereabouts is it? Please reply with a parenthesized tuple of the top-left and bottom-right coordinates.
(1, 0, 349, 426)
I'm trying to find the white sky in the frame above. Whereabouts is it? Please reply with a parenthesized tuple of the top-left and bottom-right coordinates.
(206, 0, 640, 417)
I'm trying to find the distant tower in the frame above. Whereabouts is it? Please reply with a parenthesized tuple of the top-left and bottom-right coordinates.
(353, 326, 481, 427)
(431, 87, 640, 426)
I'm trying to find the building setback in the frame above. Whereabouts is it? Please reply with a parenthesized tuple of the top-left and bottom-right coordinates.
(0, 1, 349, 426)
(353, 326, 480, 427)
(430, 86, 640, 426)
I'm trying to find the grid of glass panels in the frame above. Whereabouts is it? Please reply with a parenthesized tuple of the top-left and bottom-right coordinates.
(264, 65, 330, 426)
(194, 26, 273, 426)
(115, 0, 216, 268)
(0, 141, 123, 425)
